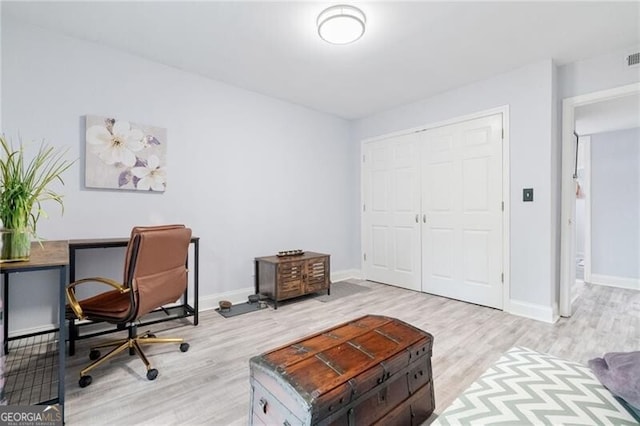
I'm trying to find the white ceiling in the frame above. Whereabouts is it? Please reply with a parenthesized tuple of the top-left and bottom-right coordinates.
(3, 1, 640, 120)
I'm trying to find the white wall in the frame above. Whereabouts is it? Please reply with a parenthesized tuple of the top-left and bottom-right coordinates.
(0, 1, 3, 133)
(559, 45, 640, 99)
(590, 127, 639, 280)
(1, 19, 359, 333)
(353, 60, 557, 321)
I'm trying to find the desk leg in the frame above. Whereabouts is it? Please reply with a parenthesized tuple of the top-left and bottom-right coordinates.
(194, 239, 199, 326)
(68, 318, 76, 357)
(58, 266, 66, 421)
(68, 247, 76, 356)
(3, 273, 8, 356)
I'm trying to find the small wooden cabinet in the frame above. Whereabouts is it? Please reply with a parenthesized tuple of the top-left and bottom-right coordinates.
(254, 252, 330, 309)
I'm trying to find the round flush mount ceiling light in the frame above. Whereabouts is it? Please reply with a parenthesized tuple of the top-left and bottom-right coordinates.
(317, 5, 366, 45)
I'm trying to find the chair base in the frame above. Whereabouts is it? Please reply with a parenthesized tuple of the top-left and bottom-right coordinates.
(78, 331, 189, 387)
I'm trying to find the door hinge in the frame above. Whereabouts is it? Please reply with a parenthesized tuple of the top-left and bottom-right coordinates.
(363, 204, 366, 212)
(501, 201, 504, 211)
(363, 154, 366, 163)
(501, 129, 504, 139)
(363, 253, 367, 261)
(501, 273, 504, 283)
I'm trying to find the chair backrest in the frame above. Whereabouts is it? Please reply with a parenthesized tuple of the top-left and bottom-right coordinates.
(123, 224, 192, 319)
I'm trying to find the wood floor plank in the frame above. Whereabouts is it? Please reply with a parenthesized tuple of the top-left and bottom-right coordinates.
(63, 280, 640, 425)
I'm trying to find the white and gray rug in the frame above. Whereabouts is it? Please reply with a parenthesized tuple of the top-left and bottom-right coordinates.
(434, 346, 637, 425)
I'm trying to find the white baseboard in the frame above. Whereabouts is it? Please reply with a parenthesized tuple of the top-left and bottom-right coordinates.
(508, 299, 557, 323)
(199, 286, 255, 312)
(571, 280, 584, 305)
(8, 324, 58, 339)
(590, 274, 640, 290)
(331, 269, 364, 282)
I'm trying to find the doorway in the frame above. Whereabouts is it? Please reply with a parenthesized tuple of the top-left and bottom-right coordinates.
(559, 82, 640, 317)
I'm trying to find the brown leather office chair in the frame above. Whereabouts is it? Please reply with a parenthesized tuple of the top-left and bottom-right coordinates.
(66, 224, 192, 388)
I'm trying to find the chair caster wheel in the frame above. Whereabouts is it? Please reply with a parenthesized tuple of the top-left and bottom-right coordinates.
(180, 343, 190, 352)
(147, 368, 158, 381)
(89, 349, 101, 360)
(79, 375, 92, 388)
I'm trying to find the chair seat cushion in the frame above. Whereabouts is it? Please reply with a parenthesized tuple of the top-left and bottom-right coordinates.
(68, 290, 132, 322)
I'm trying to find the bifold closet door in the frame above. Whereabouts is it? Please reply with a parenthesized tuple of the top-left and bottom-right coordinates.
(362, 134, 421, 291)
(421, 114, 503, 309)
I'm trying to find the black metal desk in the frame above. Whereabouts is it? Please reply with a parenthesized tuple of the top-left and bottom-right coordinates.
(67, 236, 199, 355)
(1, 240, 68, 418)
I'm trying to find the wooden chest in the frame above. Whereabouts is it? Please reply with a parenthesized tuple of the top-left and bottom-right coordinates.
(249, 315, 434, 425)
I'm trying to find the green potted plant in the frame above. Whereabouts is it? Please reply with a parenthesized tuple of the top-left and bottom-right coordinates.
(0, 136, 73, 262)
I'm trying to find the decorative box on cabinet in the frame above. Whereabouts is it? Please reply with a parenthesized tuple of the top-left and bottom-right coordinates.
(254, 252, 330, 309)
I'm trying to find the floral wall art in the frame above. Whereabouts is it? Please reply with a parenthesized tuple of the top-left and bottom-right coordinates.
(85, 115, 167, 192)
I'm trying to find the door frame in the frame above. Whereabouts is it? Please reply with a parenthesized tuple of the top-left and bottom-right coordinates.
(582, 136, 592, 285)
(559, 82, 640, 317)
(360, 105, 511, 311)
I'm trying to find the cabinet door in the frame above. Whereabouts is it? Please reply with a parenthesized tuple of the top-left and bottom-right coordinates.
(304, 257, 329, 293)
(277, 261, 304, 300)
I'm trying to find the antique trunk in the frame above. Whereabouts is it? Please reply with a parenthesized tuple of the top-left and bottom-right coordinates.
(249, 315, 434, 425)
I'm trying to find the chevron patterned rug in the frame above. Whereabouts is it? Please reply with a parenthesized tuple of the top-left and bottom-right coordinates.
(434, 347, 637, 425)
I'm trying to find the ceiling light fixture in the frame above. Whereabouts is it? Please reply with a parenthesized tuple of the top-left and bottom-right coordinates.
(317, 5, 366, 45)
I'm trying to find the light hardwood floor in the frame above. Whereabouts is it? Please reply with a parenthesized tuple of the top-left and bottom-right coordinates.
(64, 280, 640, 425)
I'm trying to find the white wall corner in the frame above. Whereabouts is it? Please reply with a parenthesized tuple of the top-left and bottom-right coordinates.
(198, 286, 255, 312)
(508, 299, 558, 323)
(331, 269, 364, 283)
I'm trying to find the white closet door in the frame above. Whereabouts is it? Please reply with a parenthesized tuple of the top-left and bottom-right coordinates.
(421, 113, 503, 308)
(362, 133, 421, 291)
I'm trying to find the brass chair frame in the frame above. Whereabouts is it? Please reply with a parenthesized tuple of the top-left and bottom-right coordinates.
(66, 226, 190, 387)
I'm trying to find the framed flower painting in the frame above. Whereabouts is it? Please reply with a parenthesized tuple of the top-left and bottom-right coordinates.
(85, 115, 167, 192)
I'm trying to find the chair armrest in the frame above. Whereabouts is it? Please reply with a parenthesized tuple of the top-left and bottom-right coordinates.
(66, 277, 130, 320)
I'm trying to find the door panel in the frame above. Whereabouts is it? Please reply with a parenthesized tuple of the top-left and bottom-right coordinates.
(427, 162, 454, 211)
(362, 134, 421, 291)
(463, 230, 490, 284)
(430, 228, 454, 279)
(421, 113, 503, 309)
(463, 157, 489, 211)
(371, 226, 388, 267)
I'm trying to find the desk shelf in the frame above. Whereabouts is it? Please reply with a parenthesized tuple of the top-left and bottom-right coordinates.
(4, 332, 59, 406)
